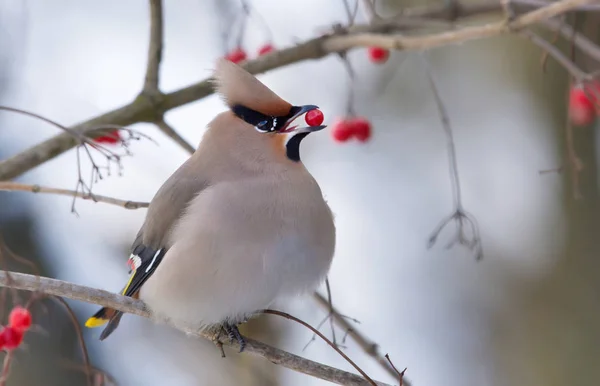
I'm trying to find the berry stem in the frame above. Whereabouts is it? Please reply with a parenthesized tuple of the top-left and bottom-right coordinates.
(0, 351, 15, 386)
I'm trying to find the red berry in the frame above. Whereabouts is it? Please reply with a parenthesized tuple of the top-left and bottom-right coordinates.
(258, 44, 274, 56)
(225, 48, 247, 64)
(569, 86, 595, 126)
(368, 47, 389, 64)
(331, 119, 353, 143)
(351, 117, 372, 142)
(9, 306, 31, 332)
(305, 109, 324, 127)
(94, 130, 120, 145)
(0, 327, 23, 350)
(584, 81, 600, 112)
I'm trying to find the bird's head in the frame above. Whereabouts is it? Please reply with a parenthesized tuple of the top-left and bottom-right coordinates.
(211, 59, 326, 162)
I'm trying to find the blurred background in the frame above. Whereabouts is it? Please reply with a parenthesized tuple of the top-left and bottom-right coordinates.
(0, 0, 599, 385)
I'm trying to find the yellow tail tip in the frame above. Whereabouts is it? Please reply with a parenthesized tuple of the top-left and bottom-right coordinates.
(85, 317, 108, 328)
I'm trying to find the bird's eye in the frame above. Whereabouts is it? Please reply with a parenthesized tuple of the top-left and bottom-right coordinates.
(255, 118, 275, 133)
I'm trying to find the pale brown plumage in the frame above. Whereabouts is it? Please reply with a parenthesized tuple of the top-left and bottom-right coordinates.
(87, 59, 335, 348)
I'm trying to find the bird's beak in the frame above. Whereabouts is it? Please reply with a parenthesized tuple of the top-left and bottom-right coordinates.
(279, 105, 327, 133)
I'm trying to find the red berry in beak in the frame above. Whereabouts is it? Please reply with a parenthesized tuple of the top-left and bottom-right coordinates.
(305, 109, 324, 127)
(94, 130, 120, 145)
(368, 47, 389, 64)
(258, 44, 274, 56)
(569, 86, 595, 126)
(225, 48, 247, 64)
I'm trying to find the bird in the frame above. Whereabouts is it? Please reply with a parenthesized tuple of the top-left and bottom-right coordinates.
(85, 58, 336, 352)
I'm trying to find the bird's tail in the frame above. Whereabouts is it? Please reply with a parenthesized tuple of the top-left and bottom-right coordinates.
(85, 307, 124, 341)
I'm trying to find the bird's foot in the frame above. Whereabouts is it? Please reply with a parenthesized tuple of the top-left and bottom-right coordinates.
(222, 322, 246, 353)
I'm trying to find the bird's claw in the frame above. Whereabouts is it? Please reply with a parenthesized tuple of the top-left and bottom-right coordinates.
(222, 323, 246, 353)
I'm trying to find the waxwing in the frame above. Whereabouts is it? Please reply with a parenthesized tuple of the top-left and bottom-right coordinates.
(86, 59, 336, 351)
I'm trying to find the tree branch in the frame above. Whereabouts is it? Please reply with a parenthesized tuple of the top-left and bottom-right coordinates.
(143, 0, 163, 94)
(0, 182, 149, 209)
(0, 0, 594, 181)
(0, 271, 392, 386)
(322, 0, 595, 52)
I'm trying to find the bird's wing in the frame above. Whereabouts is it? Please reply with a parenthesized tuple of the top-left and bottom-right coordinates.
(121, 244, 168, 297)
(85, 156, 208, 337)
(126, 157, 209, 294)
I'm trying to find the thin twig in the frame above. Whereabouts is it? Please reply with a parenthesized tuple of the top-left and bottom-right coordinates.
(420, 55, 483, 260)
(263, 309, 377, 386)
(0, 271, 392, 386)
(522, 30, 591, 81)
(0, 182, 149, 209)
(324, 278, 338, 347)
(155, 118, 195, 154)
(312, 293, 410, 385)
(0, 352, 14, 386)
(384, 354, 407, 386)
(53, 297, 93, 386)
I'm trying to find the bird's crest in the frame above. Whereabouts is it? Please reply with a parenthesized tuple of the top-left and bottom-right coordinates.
(212, 59, 292, 117)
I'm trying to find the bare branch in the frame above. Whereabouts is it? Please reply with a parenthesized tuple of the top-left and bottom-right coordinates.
(143, 0, 164, 94)
(155, 118, 195, 154)
(0, 271, 392, 386)
(323, 0, 596, 52)
(0, 182, 149, 209)
(0, 0, 595, 181)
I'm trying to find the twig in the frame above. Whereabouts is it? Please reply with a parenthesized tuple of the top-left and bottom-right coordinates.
(420, 55, 483, 260)
(312, 293, 410, 385)
(53, 297, 93, 386)
(0, 271, 392, 386)
(324, 279, 338, 348)
(0, 352, 14, 386)
(521, 30, 591, 81)
(0, 182, 149, 210)
(384, 354, 407, 386)
(155, 118, 195, 154)
(541, 17, 600, 63)
(263, 309, 377, 386)
(143, 0, 164, 94)
(1, 0, 595, 181)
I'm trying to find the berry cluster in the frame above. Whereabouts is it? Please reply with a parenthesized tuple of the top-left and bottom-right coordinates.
(0, 306, 32, 351)
(569, 81, 600, 126)
(93, 129, 121, 145)
(331, 117, 372, 143)
(225, 43, 275, 64)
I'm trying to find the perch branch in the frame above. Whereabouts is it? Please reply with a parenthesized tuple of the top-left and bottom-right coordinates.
(0, 0, 594, 181)
(0, 271, 391, 386)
